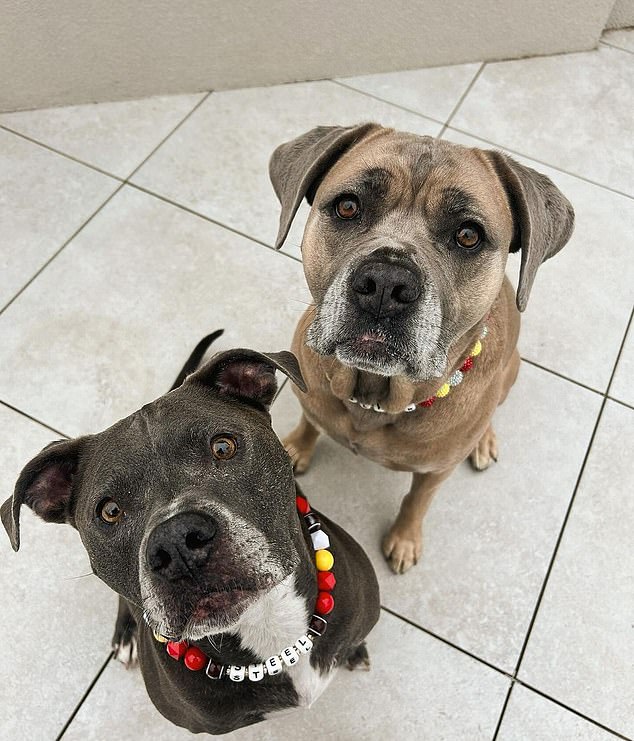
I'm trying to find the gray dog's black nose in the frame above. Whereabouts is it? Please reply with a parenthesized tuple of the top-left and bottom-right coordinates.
(146, 512, 218, 582)
(351, 261, 421, 318)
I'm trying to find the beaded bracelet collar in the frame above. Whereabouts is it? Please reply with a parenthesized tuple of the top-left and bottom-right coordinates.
(147, 494, 333, 682)
(348, 325, 488, 414)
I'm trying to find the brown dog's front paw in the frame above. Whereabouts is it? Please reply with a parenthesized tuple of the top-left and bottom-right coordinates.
(382, 528, 422, 574)
(283, 435, 315, 474)
(469, 424, 498, 471)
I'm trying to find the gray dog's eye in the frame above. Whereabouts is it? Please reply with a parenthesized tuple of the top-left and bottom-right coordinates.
(334, 195, 360, 220)
(455, 223, 483, 250)
(211, 435, 238, 461)
(98, 498, 124, 524)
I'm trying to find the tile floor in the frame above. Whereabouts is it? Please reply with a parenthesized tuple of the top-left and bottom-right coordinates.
(1, 29, 633, 741)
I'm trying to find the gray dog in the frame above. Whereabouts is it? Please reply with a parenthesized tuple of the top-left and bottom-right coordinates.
(2, 332, 379, 735)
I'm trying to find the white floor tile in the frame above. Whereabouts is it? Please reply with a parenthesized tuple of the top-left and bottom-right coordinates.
(610, 320, 634, 407)
(519, 401, 634, 738)
(0, 404, 116, 740)
(452, 46, 634, 193)
(63, 611, 509, 740)
(0, 94, 206, 179)
(272, 362, 601, 671)
(131, 80, 440, 254)
(0, 129, 118, 308)
(337, 62, 481, 122)
(498, 684, 619, 740)
(443, 129, 634, 392)
(0, 185, 308, 437)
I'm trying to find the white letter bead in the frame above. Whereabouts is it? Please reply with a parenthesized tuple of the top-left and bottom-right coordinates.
(281, 646, 299, 666)
(228, 665, 245, 682)
(265, 655, 283, 675)
(295, 635, 313, 654)
(247, 663, 265, 681)
(311, 530, 330, 550)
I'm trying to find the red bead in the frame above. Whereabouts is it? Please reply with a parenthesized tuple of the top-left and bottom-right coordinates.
(317, 571, 336, 591)
(166, 641, 189, 660)
(315, 591, 335, 615)
(460, 356, 473, 373)
(184, 646, 207, 671)
(296, 495, 310, 515)
(419, 397, 435, 408)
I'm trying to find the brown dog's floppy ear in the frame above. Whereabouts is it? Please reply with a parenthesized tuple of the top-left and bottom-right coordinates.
(1, 437, 86, 552)
(486, 151, 574, 312)
(269, 123, 380, 249)
(187, 349, 307, 410)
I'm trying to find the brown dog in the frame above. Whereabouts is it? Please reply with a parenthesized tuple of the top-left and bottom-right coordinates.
(269, 124, 574, 574)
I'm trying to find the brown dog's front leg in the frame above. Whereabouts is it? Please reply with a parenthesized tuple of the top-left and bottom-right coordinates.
(282, 413, 321, 474)
(382, 469, 454, 574)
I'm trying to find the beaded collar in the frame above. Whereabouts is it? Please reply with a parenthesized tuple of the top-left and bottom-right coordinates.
(348, 325, 488, 414)
(148, 494, 334, 682)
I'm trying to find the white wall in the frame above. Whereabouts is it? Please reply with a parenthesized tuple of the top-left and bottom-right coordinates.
(0, 0, 619, 113)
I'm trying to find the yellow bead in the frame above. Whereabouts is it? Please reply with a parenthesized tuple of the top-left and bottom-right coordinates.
(153, 631, 168, 643)
(470, 340, 482, 357)
(436, 383, 450, 398)
(315, 549, 334, 571)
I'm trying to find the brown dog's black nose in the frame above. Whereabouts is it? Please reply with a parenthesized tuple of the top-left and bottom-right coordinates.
(146, 513, 217, 582)
(351, 261, 421, 318)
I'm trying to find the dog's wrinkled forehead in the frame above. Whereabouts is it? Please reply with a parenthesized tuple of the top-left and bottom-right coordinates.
(318, 132, 511, 227)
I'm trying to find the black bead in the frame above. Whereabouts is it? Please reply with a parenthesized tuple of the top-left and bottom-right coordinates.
(303, 512, 321, 533)
(205, 661, 224, 680)
(308, 614, 328, 636)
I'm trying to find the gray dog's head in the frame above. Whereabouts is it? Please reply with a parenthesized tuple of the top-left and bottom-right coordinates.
(2, 349, 306, 641)
(270, 124, 574, 380)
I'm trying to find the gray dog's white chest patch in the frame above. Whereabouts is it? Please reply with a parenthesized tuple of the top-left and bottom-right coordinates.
(234, 574, 335, 707)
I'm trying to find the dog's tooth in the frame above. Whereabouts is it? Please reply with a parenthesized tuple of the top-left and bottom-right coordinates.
(405, 403, 417, 412)
(360, 402, 372, 409)
(373, 403, 385, 413)
(348, 396, 358, 403)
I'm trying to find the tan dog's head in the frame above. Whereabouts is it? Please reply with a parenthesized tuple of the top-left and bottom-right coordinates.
(270, 124, 574, 381)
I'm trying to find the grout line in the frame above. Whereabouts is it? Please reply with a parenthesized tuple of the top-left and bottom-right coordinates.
(0, 92, 216, 317)
(273, 377, 289, 403)
(439, 62, 486, 137)
(599, 40, 634, 56)
(0, 182, 125, 317)
(329, 79, 445, 127)
(125, 182, 302, 263)
(0, 400, 69, 438)
(56, 651, 113, 740)
(379, 605, 513, 679)
(607, 395, 634, 412)
(519, 358, 603, 396)
(491, 682, 514, 739)
(512, 679, 633, 740)
(443, 124, 634, 200)
(0, 124, 126, 181)
(125, 92, 212, 180)
(492, 305, 634, 737)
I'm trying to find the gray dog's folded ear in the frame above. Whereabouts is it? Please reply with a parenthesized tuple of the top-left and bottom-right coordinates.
(269, 123, 380, 249)
(187, 349, 306, 410)
(1, 437, 86, 552)
(486, 151, 575, 312)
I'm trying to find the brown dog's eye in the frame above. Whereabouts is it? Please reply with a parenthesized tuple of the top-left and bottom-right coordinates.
(98, 498, 124, 524)
(455, 223, 483, 250)
(211, 435, 238, 460)
(334, 195, 360, 219)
